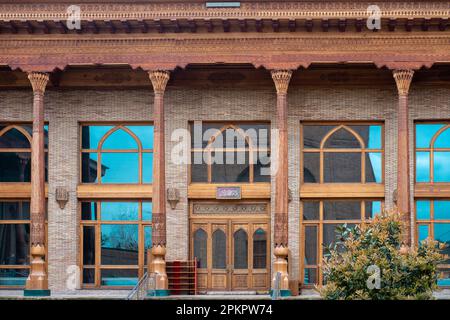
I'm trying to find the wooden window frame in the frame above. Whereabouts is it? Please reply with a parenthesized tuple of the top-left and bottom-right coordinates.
(79, 200, 152, 289)
(189, 122, 271, 184)
(0, 199, 48, 289)
(0, 123, 49, 185)
(415, 121, 450, 184)
(79, 122, 153, 185)
(300, 122, 385, 185)
(299, 199, 384, 287)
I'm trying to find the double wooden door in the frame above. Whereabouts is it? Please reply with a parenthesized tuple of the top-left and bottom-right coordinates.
(191, 219, 270, 291)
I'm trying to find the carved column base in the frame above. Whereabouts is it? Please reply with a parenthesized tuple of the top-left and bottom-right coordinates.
(271, 245, 291, 297)
(148, 245, 169, 297)
(24, 244, 50, 296)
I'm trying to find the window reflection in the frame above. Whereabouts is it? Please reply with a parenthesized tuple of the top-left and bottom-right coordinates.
(81, 125, 153, 184)
(302, 124, 383, 184)
(190, 123, 270, 183)
(194, 229, 208, 269)
(80, 201, 152, 287)
(212, 229, 226, 269)
(0, 124, 48, 182)
(415, 124, 450, 183)
(233, 229, 248, 269)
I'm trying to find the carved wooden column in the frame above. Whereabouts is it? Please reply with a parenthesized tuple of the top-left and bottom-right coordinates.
(148, 70, 170, 296)
(24, 72, 50, 296)
(393, 69, 414, 247)
(271, 69, 292, 296)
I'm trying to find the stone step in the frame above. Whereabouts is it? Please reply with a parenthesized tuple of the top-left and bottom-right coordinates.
(206, 291, 257, 295)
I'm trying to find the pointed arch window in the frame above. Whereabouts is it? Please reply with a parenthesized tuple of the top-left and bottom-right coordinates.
(301, 124, 383, 184)
(81, 124, 154, 184)
(190, 122, 271, 183)
(253, 228, 267, 269)
(0, 124, 48, 182)
(416, 123, 450, 183)
(212, 228, 226, 269)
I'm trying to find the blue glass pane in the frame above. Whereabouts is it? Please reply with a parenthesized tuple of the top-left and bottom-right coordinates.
(81, 153, 98, 183)
(101, 224, 139, 265)
(126, 126, 154, 150)
(434, 128, 450, 148)
(367, 201, 382, 218)
(82, 126, 114, 149)
(434, 223, 450, 245)
(415, 152, 430, 182)
(100, 269, 138, 286)
(0, 128, 30, 148)
(142, 202, 152, 221)
(81, 202, 97, 220)
(437, 269, 450, 287)
(416, 201, 431, 220)
(303, 268, 317, 285)
(434, 152, 450, 182)
(418, 225, 429, 244)
(434, 201, 450, 220)
(368, 126, 382, 149)
(142, 153, 154, 183)
(434, 224, 450, 264)
(144, 226, 152, 249)
(0, 269, 29, 286)
(101, 202, 139, 221)
(101, 153, 138, 183)
(366, 152, 382, 183)
(416, 124, 444, 148)
(102, 129, 138, 150)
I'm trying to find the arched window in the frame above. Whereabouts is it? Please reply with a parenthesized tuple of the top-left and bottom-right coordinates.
(81, 124, 154, 184)
(302, 124, 383, 183)
(193, 228, 208, 269)
(212, 228, 226, 269)
(0, 124, 48, 182)
(416, 124, 450, 183)
(253, 228, 267, 269)
(190, 122, 270, 183)
(233, 229, 248, 269)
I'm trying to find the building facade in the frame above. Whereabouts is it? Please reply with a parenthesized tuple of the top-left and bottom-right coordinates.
(0, 1, 449, 296)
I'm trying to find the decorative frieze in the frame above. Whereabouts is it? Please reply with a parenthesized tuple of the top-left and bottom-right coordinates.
(193, 203, 268, 215)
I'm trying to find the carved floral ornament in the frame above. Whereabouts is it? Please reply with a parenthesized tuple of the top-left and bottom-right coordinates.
(27, 72, 49, 94)
(149, 70, 170, 95)
(271, 70, 293, 95)
(393, 69, 415, 96)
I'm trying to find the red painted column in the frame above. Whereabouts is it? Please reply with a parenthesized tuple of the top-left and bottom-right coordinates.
(25, 72, 50, 296)
(393, 69, 414, 246)
(271, 70, 292, 294)
(148, 70, 170, 295)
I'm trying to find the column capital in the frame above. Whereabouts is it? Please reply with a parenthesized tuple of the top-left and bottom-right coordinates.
(27, 72, 49, 94)
(393, 69, 414, 96)
(148, 70, 170, 95)
(271, 69, 293, 95)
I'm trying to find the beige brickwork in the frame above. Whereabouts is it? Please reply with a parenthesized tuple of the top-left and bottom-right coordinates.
(0, 77, 449, 292)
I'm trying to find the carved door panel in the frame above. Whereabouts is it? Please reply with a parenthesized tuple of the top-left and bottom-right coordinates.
(250, 223, 270, 290)
(231, 223, 250, 290)
(210, 222, 229, 291)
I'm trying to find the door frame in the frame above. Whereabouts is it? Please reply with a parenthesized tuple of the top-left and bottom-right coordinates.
(189, 200, 271, 292)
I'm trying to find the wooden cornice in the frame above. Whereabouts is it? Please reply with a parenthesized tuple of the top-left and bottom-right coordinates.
(0, 2, 449, 21)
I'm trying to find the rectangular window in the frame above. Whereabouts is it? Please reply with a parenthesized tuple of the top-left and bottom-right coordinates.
(80, 201, 152, 288)
(300, 199, 383, 286)
(189, 122, 270, 183)
(80, 124, 153, 184)
(414, 200, 450, 287)
(0, 201, 31, 288)
(301, 123, 384, 184)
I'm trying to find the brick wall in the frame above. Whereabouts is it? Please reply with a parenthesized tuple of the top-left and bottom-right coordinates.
(0, 80, 448, 292)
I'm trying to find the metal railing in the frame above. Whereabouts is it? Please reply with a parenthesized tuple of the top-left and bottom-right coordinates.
(127, 272, 157, 300)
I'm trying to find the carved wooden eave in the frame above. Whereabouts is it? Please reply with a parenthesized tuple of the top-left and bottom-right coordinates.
(0, 1, 449, 72)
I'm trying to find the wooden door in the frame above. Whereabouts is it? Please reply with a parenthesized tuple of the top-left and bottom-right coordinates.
(191, 219, 270, 292)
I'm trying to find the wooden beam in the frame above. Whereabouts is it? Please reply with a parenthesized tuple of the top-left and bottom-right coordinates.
(300, 183, 385, 198)
(77, 184, 153, 199)
(188, 183, 270, 199)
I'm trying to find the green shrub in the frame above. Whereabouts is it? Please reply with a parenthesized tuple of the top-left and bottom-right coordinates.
(319, 210, 444, 300)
